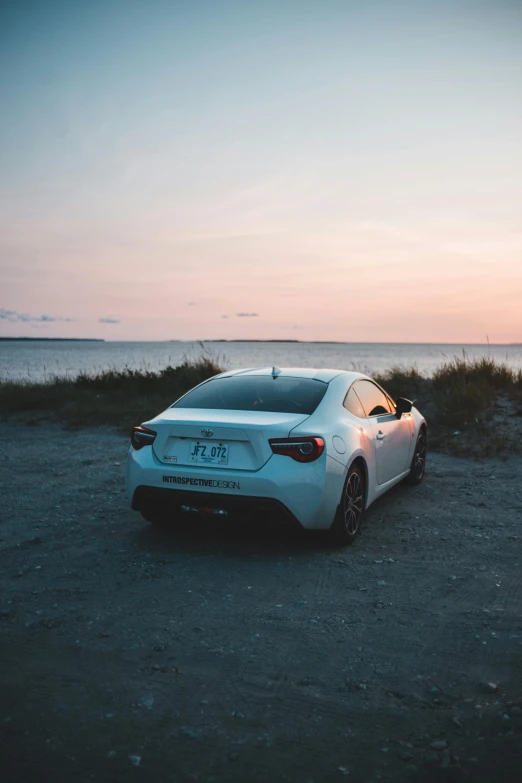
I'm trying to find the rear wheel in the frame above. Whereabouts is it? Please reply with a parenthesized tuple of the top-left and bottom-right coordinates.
(407, 427, 427, 485)
(329, 463, 365, 546)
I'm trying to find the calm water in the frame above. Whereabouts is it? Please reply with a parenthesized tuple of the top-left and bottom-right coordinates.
(1, 340, 521, 382)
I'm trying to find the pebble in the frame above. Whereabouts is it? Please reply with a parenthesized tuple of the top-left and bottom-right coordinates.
(107, 751, 116, 758)
(398, 751, 413, 761)
(404, 764, 418, 776)
(128, 755, 141, 767)
(484, 682, 498, 692)
(377, 580, 385, 586)
(232, 710, 245, 719)
(181, 728, 197, 739)
(425, 753, 439, 764)
(429, 740, 447, 750)
(228, 752, 239, 761)
(510, 706, 522, 716)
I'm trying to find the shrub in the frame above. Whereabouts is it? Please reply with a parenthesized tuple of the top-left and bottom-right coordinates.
(431, 357, 519, 428)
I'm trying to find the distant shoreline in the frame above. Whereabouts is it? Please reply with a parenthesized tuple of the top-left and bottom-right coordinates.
(1, 337, 520, 346)
(0, 337, 105, 342)
(201, 339, 302, 343)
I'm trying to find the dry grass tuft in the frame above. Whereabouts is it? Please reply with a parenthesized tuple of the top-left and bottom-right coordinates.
(377, 357, 522, 456)
(431, 357, 521, 428)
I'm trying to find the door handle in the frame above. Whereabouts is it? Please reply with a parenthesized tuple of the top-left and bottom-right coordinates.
(376, 431, 385, 440)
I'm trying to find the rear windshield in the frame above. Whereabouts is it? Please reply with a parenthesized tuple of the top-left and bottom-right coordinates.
(172, 376, 328, 414)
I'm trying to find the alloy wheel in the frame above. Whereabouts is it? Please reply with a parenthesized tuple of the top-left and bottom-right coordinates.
(414, 430, 427, 480)
(343, 470, 364, 536)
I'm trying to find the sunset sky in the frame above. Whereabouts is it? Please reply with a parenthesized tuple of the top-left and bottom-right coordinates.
(1, 0, 521, 342)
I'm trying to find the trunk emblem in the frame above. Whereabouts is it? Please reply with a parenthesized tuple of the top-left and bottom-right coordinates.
(201, 428, 214, 437)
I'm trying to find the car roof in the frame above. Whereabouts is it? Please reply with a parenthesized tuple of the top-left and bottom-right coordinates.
(216, 367, 367, 384)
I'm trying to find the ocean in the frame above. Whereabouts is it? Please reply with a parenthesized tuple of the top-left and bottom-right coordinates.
(1, 340, 521, 383)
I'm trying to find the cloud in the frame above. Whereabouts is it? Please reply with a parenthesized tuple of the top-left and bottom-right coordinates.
(221, 315, 229, 319)
(236, 312, 259, 317)
(187, 302, 196, 306)
(0, 308, 74, 323)
(98, 317, 120, 324)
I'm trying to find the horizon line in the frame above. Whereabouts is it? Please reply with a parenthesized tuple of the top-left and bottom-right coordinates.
(1, 336, 520, 346)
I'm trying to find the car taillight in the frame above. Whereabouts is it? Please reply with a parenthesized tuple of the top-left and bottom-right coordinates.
(269, 436, 325, 463)
(131, 425, 157, 450)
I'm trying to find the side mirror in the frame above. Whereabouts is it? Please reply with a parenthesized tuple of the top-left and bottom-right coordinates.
(395, 397, 413, 418)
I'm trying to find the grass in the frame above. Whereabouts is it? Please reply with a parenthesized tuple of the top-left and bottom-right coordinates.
(378, 357, 522, 456)
(432, 356, 522, 427)
(1, 354, 521, 455)
(0, 355, 223, 430)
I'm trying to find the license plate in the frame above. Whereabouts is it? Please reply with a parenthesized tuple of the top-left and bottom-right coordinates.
(189, 441, 229, 465)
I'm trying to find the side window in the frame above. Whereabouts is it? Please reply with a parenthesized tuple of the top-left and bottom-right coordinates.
(353, 380, 393, 417)
(344, 386, 366, 418)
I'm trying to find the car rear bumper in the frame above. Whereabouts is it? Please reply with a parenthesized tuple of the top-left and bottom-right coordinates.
(125, 445, 344, 530)
(132, 485, 302, 528)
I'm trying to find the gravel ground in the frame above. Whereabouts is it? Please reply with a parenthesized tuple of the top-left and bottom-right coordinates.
(1, 422, 521, 783)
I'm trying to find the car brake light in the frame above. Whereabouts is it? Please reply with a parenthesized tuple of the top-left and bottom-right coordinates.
(131, 425, 157, 450)
(269, 436, 325, 463)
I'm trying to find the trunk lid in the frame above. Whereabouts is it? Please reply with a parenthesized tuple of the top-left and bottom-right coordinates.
(149, 408, 310, 471)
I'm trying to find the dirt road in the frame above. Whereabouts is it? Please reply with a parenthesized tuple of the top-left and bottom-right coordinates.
(1, 423, 521, 782)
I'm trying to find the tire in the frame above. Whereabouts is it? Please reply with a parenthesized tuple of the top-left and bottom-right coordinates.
(329, 463, 365, 546)
(407, 427, 427, 485)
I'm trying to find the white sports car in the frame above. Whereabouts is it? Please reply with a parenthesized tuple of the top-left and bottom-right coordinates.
(126, 367, 427, 544)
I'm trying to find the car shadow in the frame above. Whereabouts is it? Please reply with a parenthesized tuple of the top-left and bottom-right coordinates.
(131, 478, 416, 558)
(133, 513, 334, 558)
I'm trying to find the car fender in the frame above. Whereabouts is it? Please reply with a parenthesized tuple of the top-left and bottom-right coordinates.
(409, 407, 427, 462)
(327, 431, 376, 512)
